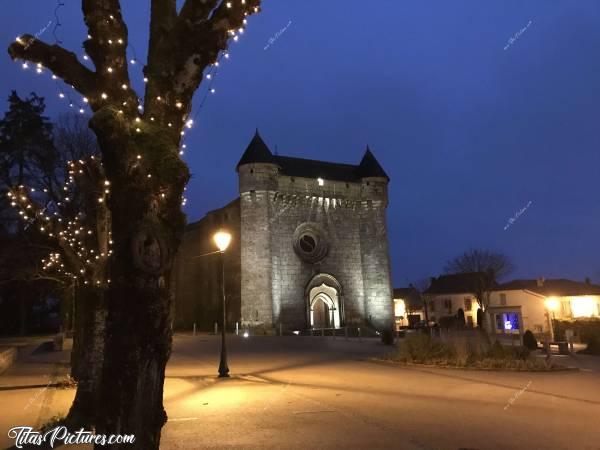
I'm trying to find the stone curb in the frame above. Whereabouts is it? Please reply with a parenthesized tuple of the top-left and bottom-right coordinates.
(370, 357, 579, 372)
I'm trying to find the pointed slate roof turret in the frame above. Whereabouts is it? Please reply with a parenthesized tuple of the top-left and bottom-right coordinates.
(357, 146, 389, 181)
(236, 129, 274, 169)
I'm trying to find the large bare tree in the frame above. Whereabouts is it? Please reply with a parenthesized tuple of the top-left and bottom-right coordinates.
(444, 248, 514, 281)
(8, 1, 262, 448)
(444, 249, 514, 326)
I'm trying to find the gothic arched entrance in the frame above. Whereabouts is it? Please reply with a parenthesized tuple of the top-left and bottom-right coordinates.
(305, 274, 344, 329)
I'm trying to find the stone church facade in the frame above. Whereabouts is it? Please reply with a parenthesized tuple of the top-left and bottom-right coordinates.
(172, 131, 394, 333)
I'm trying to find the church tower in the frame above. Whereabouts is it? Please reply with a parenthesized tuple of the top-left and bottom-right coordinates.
(174, 131, 394, 335)
(237, 131, 278, 331)
(357, 148, 394, 330)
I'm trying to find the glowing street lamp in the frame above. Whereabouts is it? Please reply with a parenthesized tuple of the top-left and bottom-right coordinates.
(214, 230, 232, 378)
(214, 230, 232, 253)
(545, 297, 560, 312)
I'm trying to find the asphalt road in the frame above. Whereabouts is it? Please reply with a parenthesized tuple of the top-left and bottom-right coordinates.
(160, 335, 600, 450)
(1, 334, 599, 449)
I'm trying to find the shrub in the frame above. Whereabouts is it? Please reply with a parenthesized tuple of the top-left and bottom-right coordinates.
(391, 333, 553, 370)
(396, 333, 455, 364)
(487, 340, 505, 359)
(438, 315, 463, 329)
(523, 330, 538, 350)
(505, 345, 531, 360)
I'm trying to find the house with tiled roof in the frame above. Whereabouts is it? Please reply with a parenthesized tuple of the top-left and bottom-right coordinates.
(422, 273, 600, 341)
(392, 286, 426, 328)
(488, 278, 600, 340)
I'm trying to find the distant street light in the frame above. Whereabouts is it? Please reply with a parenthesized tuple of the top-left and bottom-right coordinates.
(214, 230, 232, 378)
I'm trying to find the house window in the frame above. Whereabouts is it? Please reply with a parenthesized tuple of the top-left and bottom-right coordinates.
(504, 313, 519, 330)
(443, 299, 452, 311)
(495, 314, 503, 330)
(464, 298, 472, 310)
(500, 293, 507, 306)
(429, 301, 435, 312)
(496, 313, 519, 331)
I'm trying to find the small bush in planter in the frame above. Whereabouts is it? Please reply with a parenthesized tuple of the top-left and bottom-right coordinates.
(523, 330, 538, 350)
(487, 340, 505, 359)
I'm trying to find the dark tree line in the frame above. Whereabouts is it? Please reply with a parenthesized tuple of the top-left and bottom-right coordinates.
(0, 92, 97, 335)
(0, 90, 107, 430)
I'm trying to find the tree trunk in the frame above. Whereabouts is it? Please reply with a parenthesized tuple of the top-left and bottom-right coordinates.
(92, 120, 188, 450)
(67, 285, 106, 428)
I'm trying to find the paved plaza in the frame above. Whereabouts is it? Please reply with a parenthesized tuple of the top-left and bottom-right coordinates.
(1, 334, 600, 449)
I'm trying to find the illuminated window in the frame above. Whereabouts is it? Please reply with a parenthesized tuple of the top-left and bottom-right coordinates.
(496, 313, 519, 330)
(394, 299, 406, 317)
(317, 178, 324, 186)
(571, 297, 598, 318)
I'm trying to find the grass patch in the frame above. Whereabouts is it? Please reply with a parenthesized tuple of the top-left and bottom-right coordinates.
(388, 333, 562, 371)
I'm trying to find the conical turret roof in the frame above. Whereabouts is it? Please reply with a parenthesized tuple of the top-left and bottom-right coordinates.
(357, 146, 389, 180)
(236, 129, 274, 168)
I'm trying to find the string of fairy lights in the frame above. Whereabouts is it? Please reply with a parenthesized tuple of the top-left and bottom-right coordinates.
(10, 0, 259, 285)
(7, 157, 113, 286)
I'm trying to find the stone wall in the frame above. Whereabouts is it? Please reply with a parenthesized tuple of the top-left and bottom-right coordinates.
(173, 160, 395, 334)
(240, 167, 393, 332)
(172, 199, 241, 331)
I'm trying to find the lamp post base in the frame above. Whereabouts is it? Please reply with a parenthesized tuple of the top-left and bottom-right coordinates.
(218, 363, 230, 378)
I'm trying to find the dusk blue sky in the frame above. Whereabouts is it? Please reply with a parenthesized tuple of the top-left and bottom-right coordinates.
(2, 1, 600, 286)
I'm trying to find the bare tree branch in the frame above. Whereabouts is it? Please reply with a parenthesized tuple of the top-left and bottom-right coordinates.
(81, 0, 140, 113)
(142, 0, 261, 128)
(444, 248, 514, 280)
(8, 37, 97, 99)
(149, 0, 178, 53)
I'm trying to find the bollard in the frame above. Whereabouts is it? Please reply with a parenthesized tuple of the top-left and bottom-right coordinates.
(193, 323, 197, 336)
(214, 322, 218, 335)
(235, 322, 239, 336)
(332, 328, 336, 340)
(321, 327, 325, 337)
(345, 326, 348, 340)
(310, 328, 314, 337)
(358, 327, 362, 342)
(279, 323, 283, 336)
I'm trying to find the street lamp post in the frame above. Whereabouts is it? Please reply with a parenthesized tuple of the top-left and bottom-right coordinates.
(214, 230, 232, 378)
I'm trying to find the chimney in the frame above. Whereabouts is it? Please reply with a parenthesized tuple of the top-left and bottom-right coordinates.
(536, 277, 545, 287)
(585, 277, 591, 285)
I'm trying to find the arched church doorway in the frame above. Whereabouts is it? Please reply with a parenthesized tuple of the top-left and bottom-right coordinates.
(306, 274, 343, 329)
